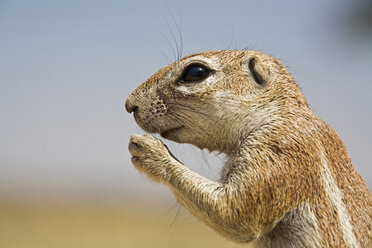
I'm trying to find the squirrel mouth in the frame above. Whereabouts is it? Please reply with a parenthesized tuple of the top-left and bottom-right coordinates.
(160, 126, 184, 138)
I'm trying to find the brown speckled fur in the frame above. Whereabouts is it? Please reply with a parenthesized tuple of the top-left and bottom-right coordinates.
(125, 50, 372, 247)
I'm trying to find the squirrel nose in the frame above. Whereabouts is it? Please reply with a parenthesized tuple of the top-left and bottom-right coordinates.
(125, 97, 138, 113)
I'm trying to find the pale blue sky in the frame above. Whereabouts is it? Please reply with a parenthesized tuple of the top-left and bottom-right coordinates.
(0, 0, 371, 202)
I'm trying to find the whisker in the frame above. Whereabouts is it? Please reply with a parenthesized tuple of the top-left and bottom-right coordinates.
(167, 104, 214, 136)
(200, 149, 218, 179)
(160, 31, 177, 62)
(168, 10, 183, 60)
(153, 41, 173, 64)
(172, 111, 210, 138)
(161, 200, 179, 220)
(168, 204, 182, 231)
(165, 4, 183, 61)
(168, 115, 196, 138)
(226, 24, 235, 50)
(167, 101, 212, 118)
(164, 15, 180, 63)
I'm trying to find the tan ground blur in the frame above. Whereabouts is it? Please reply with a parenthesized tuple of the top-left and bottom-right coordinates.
(0, 199, 242, 248)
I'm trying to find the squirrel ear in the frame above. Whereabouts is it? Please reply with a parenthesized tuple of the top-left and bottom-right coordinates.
(248, 58, 266, 86)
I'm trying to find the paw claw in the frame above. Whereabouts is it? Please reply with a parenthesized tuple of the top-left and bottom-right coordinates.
(129, 142, 140, 150)
(131, 156, 139, 163)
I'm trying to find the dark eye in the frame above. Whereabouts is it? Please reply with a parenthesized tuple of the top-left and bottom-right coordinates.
(180, 64, 210, 82)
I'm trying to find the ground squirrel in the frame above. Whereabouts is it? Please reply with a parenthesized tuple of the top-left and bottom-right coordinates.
(125, 50, 372, 247)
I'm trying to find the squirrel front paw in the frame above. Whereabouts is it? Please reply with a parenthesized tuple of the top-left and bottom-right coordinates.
(129, 134, 175, 182)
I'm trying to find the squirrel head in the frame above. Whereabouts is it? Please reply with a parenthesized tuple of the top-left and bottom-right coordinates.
(126, 50, 309, 153)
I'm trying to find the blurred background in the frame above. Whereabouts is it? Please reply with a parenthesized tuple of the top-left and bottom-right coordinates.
(0, 0, 371, 247)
